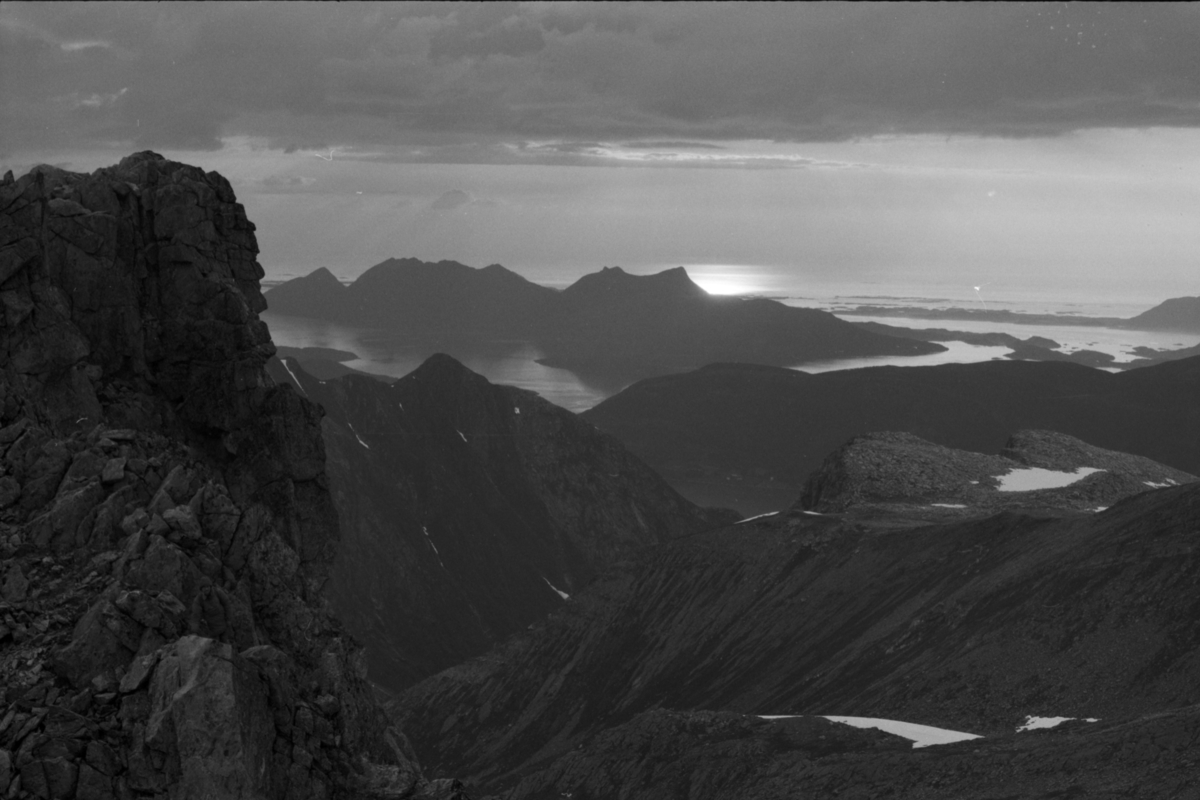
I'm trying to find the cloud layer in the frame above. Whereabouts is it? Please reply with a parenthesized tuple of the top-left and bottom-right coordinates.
(5, 2, 1200, 160)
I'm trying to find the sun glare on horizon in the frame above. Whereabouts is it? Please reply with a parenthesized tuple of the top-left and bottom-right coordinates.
(684, 265, 772, 296)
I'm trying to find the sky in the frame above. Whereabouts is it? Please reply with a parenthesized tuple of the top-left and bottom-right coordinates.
(3, 2, 1200, 305)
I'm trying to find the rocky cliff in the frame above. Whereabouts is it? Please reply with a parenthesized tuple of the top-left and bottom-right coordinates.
(797, 429, 1196, 517)
(0, 155, 459, 799)
(267, 353, 736, 692)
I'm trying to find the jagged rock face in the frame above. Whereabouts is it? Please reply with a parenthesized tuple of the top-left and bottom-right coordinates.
(269, 353, 736, 692)
(394, 483, 1200, 797)
(0, 155, 443, 799)
(797, 429, 1196, 516)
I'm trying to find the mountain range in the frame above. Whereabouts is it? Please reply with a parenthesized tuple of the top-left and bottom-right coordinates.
(582, 356, 1200, 514)
(6, 153, 1198, 800)
(265, 261, 944, 383)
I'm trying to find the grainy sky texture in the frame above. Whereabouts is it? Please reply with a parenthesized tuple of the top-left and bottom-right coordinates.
(3, 2, 1199, 301)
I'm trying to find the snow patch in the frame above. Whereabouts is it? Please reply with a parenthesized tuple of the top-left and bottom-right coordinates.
(457, 430, 468, 443)
(1144, 479, 1178, 489)
(347, 422, 370, 449)
(802, 510, 824, 516)
(930, 503, 967, 509)
(996, 466, 1102, 492)
(280, 359, 308, 397)
(1089, 506, 1109, 513)
(514, 407, 521, 414)
(736, 511, 779, 525)
(758, 715, 981, 748)
(543, 578, 570, 600)
(1017, 716, 1099, 732)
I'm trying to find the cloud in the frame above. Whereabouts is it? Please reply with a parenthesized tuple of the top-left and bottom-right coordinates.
(430, 189, 473, 211)
(5, 2, 1200, 161)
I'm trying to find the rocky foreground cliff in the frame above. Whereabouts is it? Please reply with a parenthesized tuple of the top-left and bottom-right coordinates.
(0, 155, 460, 799)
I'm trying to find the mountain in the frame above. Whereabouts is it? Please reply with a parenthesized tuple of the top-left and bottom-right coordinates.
(393, 476, 1200, 798)
(797, 429, 1195, 517)
(266, 264, 946, 385)
(1125, 295, 1200, 332)
(266, 353, 736, 692)
(0, 154, 458, 798)
(534, 266, 946, 383)
(581, 357, 1200, 514)
(265, 258, 557, 339)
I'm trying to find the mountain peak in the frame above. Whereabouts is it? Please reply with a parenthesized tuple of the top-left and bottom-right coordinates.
(563, 264, 707, 301)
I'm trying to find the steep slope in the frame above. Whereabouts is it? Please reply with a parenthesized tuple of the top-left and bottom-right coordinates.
(582, 357, 1200, 514)
(394, 482, 1200, 797)
(267, 354, 735, 692)
(0, 154, 454, 798)
(265, 258, 557, 338)
(797, 429, 1196, 517)
(535, 266, 945, 382)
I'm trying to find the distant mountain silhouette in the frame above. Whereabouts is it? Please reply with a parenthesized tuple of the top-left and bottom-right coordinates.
(582, 356, 1200, 514)
(1125, 295, 1200, 332)
(266, 262, 945, 384)
(536, 266, 945, 382)
(266, 353, 734, 691)
(266, 258, 557, 337)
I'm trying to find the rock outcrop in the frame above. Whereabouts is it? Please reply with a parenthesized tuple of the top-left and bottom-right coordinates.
(796, 429, 1196, 517)
(267, 353, 736, 692)
(582, 357, 1200, 515)
(0, 155, 459, 799)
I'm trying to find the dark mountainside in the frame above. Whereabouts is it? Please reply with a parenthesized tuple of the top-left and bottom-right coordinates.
(582, 357, 1200, 514)
(395, 474, 1200, 799)
(0, 156, 462, 798)
(265, 263, 944, 385)
(264, 353, 734, 693)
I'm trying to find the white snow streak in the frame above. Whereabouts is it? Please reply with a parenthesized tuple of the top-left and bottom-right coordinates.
(346, 422, 370, 449)
(457, 430, 467, 443)
(1016, 716, 1099, 732)
(280, 359, 307, 397)
(543, 578, 570, 600)
(736, 511, 779, 525)
(995, 466, 1102, 492)
(1144, 479, 1178, 489)
(758, 715, 981, 748)
(930, 503, 967, 509)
